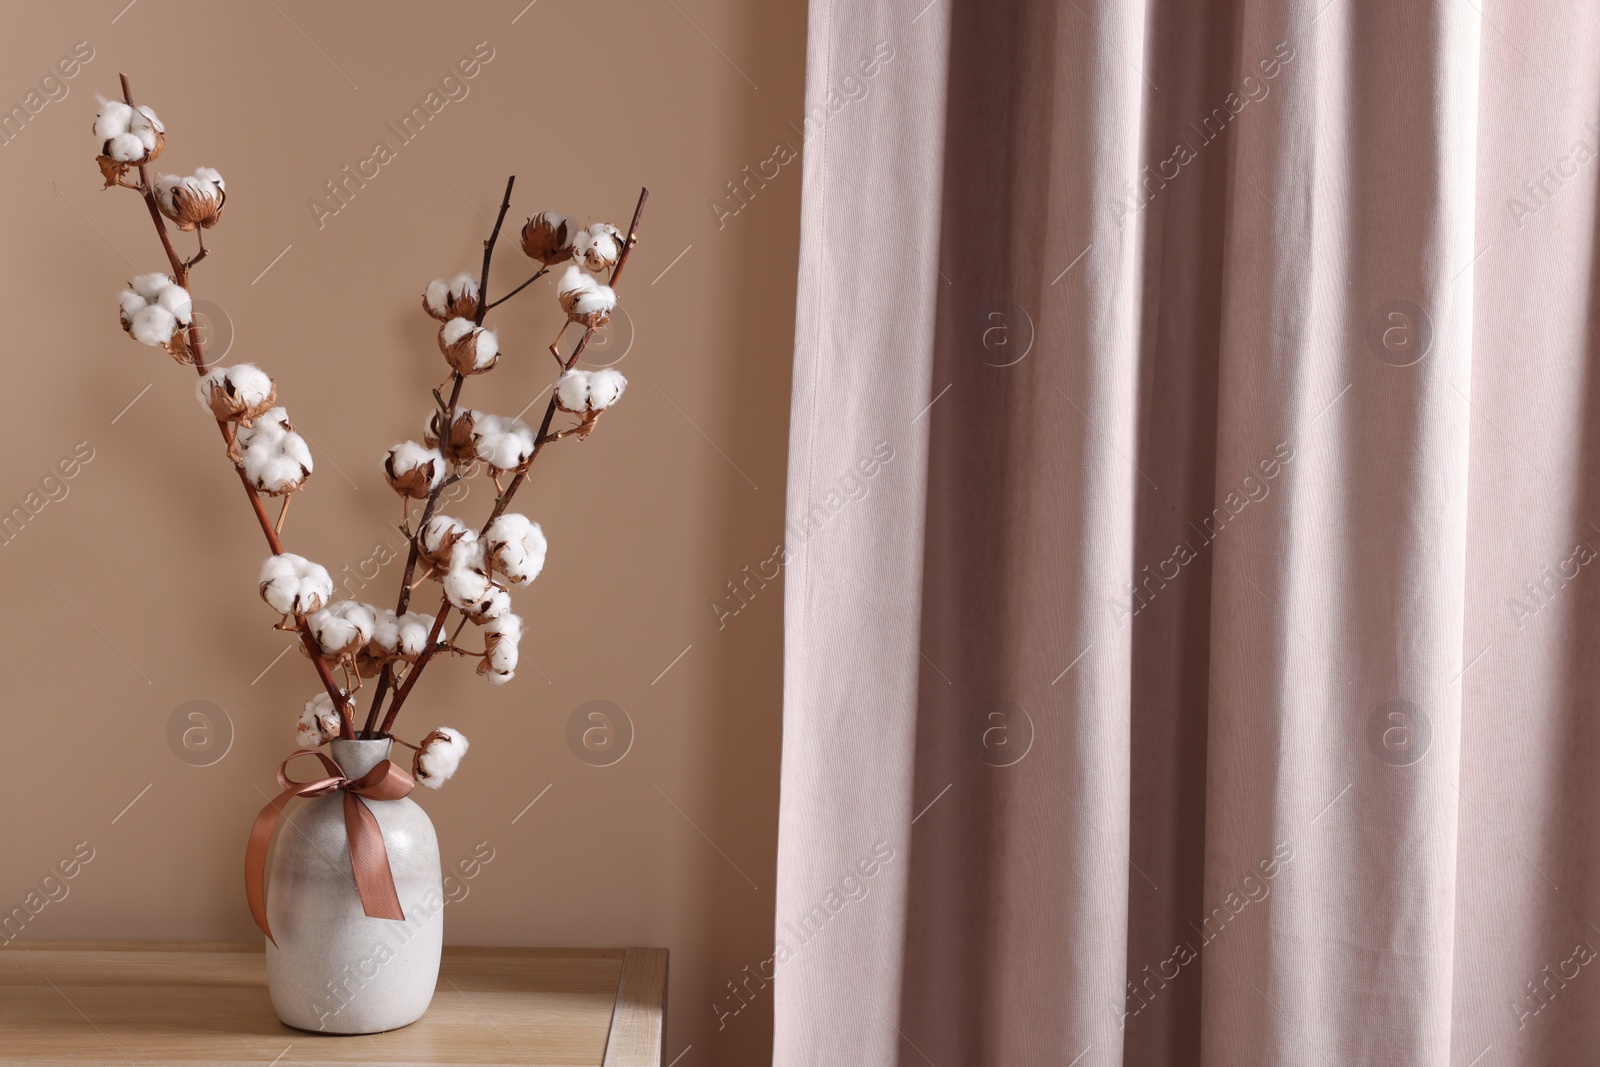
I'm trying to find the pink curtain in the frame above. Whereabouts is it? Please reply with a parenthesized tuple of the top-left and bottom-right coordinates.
(775, 0, 1600, 1063)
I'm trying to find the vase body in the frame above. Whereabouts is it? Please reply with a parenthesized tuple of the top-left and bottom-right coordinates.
(264, 739, 444, 1034)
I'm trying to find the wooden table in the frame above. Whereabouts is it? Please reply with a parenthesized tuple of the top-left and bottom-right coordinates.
(0, 943, 667, 1066)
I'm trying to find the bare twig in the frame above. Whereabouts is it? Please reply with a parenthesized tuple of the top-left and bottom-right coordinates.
(185, 230, 208, 270)
(483, 266, 549, 312)
(117, 72, 354, 738)
(473, 175, 516, 329)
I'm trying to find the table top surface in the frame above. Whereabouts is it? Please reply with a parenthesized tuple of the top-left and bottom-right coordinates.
(0, 942, 666, 1067)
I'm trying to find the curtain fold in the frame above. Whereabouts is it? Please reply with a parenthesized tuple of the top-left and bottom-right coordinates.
(777, 0, 1598, 1064)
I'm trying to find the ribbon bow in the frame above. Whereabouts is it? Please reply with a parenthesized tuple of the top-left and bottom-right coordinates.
(244, 750, 416, 945)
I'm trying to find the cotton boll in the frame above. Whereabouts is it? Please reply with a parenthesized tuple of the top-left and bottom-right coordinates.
(238, 406, 292, 447)
(307, 601, 378, 658)
(119, 275, 192, 356)
(227, 364, 275, 403)
(94, 97, 163, 184)
(478, 612, 523, 683)
(196, 363, 277, 424)
(553, 368, 627, 415)
(571, 286, 616, 319)
(413, 727, 469, 788)
(486, 612, 524, 645)
(471, 414, 536, 472)
(465, 585, 511, 623)
(554, 369, 590, 413)
(587, 368, 626, 409)
(353, 608, 405, 678)
(120, 274, 190, 349)
(259, 553, 334, 616)
(444, 539, 507, 619)
(422, 272, 480, 321)
(242, 424, 313, 495)
(472, 329, 499, 369)
(555, 265, 616, 327)
(572, 222, 622, 272)
(520, 210, 575, 265)
(485, 514, 548, 585)
(155, 168, 226, 231)
(394, 612, 436, 659)
(383, 441, 445, 499)
(295, 692, 349, 749)
(443, 561, 493, 612)
(438, 318, 500, 375)
(368, 609, 401, 656)
(418, 515, 475, 570)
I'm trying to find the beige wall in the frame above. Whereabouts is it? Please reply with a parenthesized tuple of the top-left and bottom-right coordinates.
(0, 2, 802, 1062)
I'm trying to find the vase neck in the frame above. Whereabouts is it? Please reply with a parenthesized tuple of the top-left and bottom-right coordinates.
(328, 738, 394, 780)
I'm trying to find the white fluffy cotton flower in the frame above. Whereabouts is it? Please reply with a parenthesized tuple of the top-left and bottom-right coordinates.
(465, 585, 511, 623)
(307, 601, 378, 659)
(368, 608, 400, 657)
(443, 538, 504, 616)
(394, 611, 437, 660)
(154, 167, 226, 231)
(94, 95, 164, 181)
(259, 552, 334, 616)
(556, 264, 617, 327)
(418, 515, 476, 570)
(554, 368, 628, 414)
(119, 273, 192, 354)
(442, 537, 511, 620)
(423, 272, 480, 321)
(471, 414, 536, 472)
(237, 406, 313, 495)
(384, 441, 445, 499)
(439, 317, 500, 375)
(363, 609, 439, 660)
(413, 727, 469, 788)
(478, 612, 523, 685)
(442, 564, 491, 611)
(572, 222, 622, 273)
(295, 692, 350, 749)
(196, 363, 276, 424)
(484, 513, 548, 586)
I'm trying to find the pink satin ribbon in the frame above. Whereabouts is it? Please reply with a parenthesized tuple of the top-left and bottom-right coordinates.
(244, 750, 415, 945)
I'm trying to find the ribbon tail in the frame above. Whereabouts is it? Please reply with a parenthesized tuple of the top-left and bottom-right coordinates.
(244, 787, 300, 946)
(344, 792, 406, 922)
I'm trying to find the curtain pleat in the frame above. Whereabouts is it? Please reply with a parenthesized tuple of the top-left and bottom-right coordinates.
(777, 0, 1598, 1063)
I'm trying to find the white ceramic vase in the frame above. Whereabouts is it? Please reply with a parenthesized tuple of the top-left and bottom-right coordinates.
(264, 738, 444, 1034)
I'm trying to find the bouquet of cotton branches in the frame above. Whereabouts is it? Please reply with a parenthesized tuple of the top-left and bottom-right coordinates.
(96, 75, 646, 787)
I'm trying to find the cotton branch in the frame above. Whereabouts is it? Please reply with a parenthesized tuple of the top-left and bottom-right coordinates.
(376, 187, 650, 735)
(117, 73, 355, 738)
(363, 176, 518, 736)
